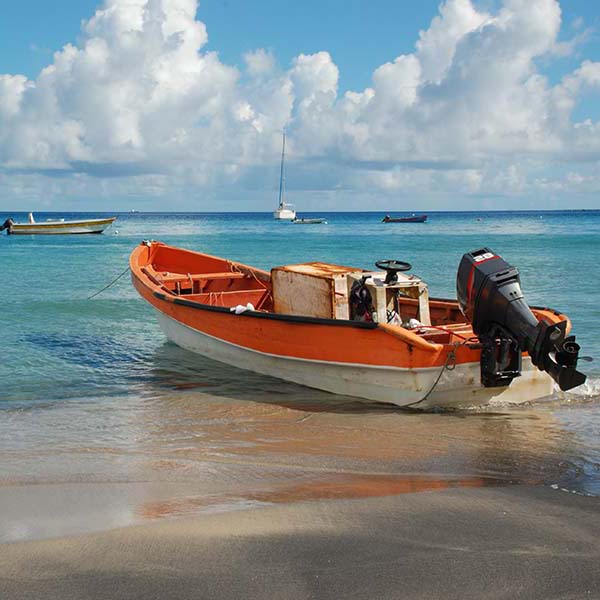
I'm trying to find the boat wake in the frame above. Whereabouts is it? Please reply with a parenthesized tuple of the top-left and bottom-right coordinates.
(440, 376, 600, 413)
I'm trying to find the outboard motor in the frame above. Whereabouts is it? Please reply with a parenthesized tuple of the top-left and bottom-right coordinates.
(0, 218, 14, 234)
(457, 248, 586, 391)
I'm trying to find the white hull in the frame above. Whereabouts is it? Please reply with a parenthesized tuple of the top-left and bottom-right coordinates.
(155, 311, 554, 409)
(10, 218, 116, 235)
(273, 208, 296, 220)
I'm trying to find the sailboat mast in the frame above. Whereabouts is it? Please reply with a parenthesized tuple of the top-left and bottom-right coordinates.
(277, 132, 286, 208)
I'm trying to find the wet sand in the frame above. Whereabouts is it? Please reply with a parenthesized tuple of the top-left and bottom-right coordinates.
(1, 351, 599, 597)
(1, 484, 599, 600)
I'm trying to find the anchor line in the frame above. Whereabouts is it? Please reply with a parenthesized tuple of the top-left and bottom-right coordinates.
(87, 266, 130, 300)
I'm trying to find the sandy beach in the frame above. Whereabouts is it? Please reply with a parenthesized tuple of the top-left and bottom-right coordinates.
(1, 484, 599, 599)
(1, 376, 599, 598)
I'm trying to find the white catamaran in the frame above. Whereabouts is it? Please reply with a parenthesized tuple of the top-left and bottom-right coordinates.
(273, 133, 296, 220)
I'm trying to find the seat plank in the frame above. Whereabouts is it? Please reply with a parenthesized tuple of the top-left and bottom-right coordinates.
(183, 288, 269, 308)
(158, 271, 246, 282)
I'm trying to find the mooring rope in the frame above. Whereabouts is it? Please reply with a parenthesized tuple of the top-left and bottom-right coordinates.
(87, 266, 130, 299)
(405, 342, 460, 409)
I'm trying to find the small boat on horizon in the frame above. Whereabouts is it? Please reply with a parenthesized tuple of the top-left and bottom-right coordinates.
(382, 214, 427, 223)
(292, 217, 327, 224)
(273, 132, 296, 221)
(1, 213, 117, 235)
(130, 241, 586, 409)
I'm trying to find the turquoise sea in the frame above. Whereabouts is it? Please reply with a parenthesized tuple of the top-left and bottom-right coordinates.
(1, 210, 599, 540)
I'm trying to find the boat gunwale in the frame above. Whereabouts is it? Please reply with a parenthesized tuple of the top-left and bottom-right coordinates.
(153, 291, 380, 329)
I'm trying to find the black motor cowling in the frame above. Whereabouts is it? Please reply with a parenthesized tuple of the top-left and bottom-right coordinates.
(0, 218, 14, 233)
(457, 248, 586, 391)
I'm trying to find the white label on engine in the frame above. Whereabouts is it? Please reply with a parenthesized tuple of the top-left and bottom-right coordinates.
(474, 252, 495, 262)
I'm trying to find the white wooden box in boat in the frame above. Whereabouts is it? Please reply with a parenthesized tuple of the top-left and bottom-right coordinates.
(271, 262, 364, 319)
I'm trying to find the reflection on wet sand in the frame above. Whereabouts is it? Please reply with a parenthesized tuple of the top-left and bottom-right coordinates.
(137, 473, 516, 522)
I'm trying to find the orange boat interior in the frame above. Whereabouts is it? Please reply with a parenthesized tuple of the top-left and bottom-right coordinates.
(136, 243, 480, 345)
(141, 244, 273, 311)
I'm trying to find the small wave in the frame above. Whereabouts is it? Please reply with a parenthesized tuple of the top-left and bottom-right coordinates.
(555, 376, 600, 404)
(22, 332, 149, 370)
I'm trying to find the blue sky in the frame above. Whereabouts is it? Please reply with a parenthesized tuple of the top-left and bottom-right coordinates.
(3, 1, 435, 88)
(2, 1, 599, 95)
(1, 0, 600, 211)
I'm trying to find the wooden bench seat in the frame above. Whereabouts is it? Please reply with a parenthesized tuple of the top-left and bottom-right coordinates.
(157, 271, 246, 283)
(183, 288, 269, 309)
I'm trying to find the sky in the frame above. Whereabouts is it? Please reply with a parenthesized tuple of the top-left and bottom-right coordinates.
(1, 0, 600, 212)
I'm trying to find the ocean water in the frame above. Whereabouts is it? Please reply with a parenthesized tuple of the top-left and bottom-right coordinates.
(1, 210, 599, 540)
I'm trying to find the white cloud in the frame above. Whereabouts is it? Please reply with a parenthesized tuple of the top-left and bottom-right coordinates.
(415, 0, 490, 84)
(1, 0, 600, 210)
(243, 49, 276, 78)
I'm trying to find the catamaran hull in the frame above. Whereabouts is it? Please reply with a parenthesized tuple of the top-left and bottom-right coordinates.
(9, 218, 116, 235)
(273, 209, 296, 220)
(155, 309, 554, 409)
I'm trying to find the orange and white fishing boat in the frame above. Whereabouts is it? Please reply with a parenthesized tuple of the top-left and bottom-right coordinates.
(130, 241, 586, 409)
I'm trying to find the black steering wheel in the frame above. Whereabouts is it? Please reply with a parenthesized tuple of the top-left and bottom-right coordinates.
(375, 259, 412, 284)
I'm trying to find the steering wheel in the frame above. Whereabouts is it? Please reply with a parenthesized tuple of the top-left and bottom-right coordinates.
(375, 259, 412, 284)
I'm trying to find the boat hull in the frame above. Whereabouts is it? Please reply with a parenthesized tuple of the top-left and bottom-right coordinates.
(382, 215, 427, 223)
(9, 217, 116, 235)
(154, 308, 554, 410)
(292, 218, 327, 224)
(273, 209, 296, 220)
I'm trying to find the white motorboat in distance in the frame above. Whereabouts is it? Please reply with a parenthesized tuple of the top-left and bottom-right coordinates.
(1, 213, 117, 235)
